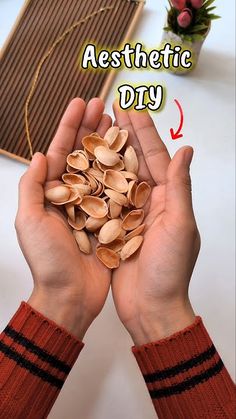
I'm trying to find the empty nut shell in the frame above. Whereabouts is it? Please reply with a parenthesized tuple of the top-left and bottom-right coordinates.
(67, 150, 89, 171)
(109, 199, 122, 219)
(94, 146, 120, 167)
(110, 130, 128, 152)
(68, 211, 87, 230)
(104, 126, 120, 146)
(122, 209, 145, 231)
(124, 146, 139, 174)
(73, 230, 91, 254)
(62, 173, 87, 185)
(120, 236, 144, 260)
(125, 224, 145, 241)
(82, 135, 108, 155)
(85, 216, 108, 232)
(45, 185, 71, 204)
(104, 189, 128, 207)
(80, 196, 108, 218)
(103, 170, 129, 193)
(134, 182, 151, 208)
(96, 247, 120, 269)
(98, 219, 122, 244)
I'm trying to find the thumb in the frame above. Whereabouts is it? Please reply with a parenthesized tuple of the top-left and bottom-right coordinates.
(18, 152, 47, 216)
(166, 146, 194, 217)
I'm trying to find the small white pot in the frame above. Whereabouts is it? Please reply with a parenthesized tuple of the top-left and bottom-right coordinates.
(161, 25, 210, 75)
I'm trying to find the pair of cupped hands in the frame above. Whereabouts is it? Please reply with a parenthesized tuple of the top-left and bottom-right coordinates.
(15, 98, 200, 345)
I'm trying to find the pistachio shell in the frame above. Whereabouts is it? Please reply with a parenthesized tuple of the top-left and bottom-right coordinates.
(125, 224, 145, 241)
(118, 228, 127, 239)
(104, 126, 120, 146)
(127, 180, 137, 206)
(134, 182, 151, 208)
(92, 182, 104, 197)
(62, 173, 87, 185)
(82, 135, 108, 155)
(122, 209, 145, 231)
(87, 167, 104, 183)
(97, 158, 125, 172)
(96, 247, 120, 269)
(72, 184, 92, 196)
(110, 130, 128, 152)
(73, 230, 91, 254)
(66, 164, 79, 174)
(120, 236, 144, 260)
(103, 170, 129, 193)
(109, 199, 122, 219)
(121, 207, 131, 220)
(85, 216, 108, 232)
(120, 171, 138, 181)
(65, 203, 75, 221)
(98, 238, 125, 252)
(68, 211, 87, 230)
(45, 185, 70, 204)
(124, 146, 139, 174)
(72, 194, 83, 205)
(67, 150, 89, 171)
(104, 189, 128, 206)
(98, 219, 122, 244)
(94, 146, 120, 167)
(80, 196, 108, 218)
(83, 173, 98, 192)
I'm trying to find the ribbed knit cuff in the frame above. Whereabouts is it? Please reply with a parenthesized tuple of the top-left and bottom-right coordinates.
(132, 317, 236, 419)
(0, 302, 84, 419)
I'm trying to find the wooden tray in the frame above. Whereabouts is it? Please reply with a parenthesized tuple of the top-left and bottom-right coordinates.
(0, 0, 144, 163)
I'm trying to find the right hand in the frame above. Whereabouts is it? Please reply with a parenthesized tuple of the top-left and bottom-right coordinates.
(112, 104, 201, 345)
(15, 98, 112, 340)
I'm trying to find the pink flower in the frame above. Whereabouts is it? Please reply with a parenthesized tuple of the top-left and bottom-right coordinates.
(171, 0, 186, 11)
(177, 8, 193, 28)
(190, 0, 203, 9)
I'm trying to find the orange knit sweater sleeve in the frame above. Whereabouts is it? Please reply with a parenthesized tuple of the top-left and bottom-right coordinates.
(132, 316, 236, 419)
(0, 302, 84, 419)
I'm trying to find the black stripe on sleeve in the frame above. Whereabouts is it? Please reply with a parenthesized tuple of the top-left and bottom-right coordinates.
(149, 359, 224, 399)
(144, 344, 216, 383)
(3, 325, 70, 374)
(0, 341, 64, 389)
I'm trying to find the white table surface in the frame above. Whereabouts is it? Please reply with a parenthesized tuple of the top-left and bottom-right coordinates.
(0, 1, 235, 418)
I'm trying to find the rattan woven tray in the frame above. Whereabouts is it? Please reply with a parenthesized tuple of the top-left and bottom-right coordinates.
(0, 0, 144, 163)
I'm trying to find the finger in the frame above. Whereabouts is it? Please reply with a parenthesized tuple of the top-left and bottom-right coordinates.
(165, 146, 194, 217)
(96, 114, 112, 137)
(18, 153, 47, 216)
(128, 109, 170, 185)
(74, 98, 105, 148)
(47, 98, 86, 181)
(113, 101, 153, 184)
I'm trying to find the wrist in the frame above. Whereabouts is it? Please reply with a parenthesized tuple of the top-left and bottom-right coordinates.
(129, 299, 196, 346)
(27, 288, 89, 340)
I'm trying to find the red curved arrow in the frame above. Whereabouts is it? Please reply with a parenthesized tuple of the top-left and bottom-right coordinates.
(170, 99, 184, 140)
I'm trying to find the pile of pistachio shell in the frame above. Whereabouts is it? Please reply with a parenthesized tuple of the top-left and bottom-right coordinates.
(45, 127, 151, 269)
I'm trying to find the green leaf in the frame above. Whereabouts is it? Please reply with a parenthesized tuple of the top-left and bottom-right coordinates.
(203, 0, 216, 7)
(190, 24, 209, 33)
(207, 14, 221, 19)
(191, 34, 205, 41)
(206, 6, 216, 12)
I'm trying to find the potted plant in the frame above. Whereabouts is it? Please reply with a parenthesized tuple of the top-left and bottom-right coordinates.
(162, 0, 220, 74)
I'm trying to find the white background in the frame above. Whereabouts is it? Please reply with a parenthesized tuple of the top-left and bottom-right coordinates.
(0, 1, 235, 418)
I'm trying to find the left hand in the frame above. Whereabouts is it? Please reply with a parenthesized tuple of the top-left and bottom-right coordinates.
(15, 98, 112, 340)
